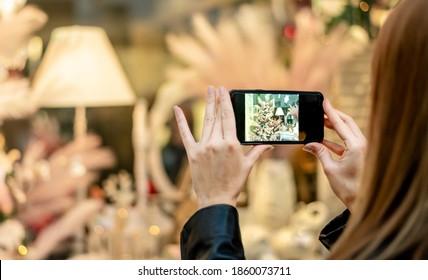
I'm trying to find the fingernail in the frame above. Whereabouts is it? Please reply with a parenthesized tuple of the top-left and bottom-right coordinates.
(207, 86, 215, 97)
(268, 145, 275, 151)
(173, 106, 180, 115)
(302, 145, 314, 154)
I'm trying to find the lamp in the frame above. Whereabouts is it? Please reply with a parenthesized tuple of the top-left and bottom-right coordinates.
(32, 25, 137, 176)
(31, 25, 137, 254)
(275, 107, 285, 135)
(275, 106, 284, 116)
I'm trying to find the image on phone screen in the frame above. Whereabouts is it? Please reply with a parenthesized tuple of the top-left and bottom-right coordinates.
(231, 89, 324, 144)
(244, 93, 299, 142)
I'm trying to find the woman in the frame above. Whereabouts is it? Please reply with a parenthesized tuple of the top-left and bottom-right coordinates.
(174, 0, 428, 260)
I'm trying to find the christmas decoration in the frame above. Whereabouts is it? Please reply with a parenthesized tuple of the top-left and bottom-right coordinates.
(250, 95, 282, 141)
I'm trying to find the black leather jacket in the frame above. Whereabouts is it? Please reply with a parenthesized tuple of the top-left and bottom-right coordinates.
(180, 204, 350, 260)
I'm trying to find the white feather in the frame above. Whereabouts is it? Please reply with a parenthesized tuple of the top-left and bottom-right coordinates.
(25, 199, 103, 259)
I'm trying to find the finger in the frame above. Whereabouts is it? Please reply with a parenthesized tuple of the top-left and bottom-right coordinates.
(218, 86, 237, 140)
(174, 106, 196, 149)
(245, 145, 274, 167)
(200, 86, 217, 143)
(212, 88, 223, 139)
(322, 139, 345, 156)
(324, 117, 334, 130)
(323, 99, 353, 142)
(334, 110, 366, 140)
(303, 143, 336, 172)
(325, 109, 361, 137)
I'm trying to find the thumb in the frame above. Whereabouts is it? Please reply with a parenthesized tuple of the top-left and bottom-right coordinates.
(303, 143, 334, 170)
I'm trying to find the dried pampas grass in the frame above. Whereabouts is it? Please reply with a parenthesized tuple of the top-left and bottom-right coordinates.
(149, 3, 368, 200)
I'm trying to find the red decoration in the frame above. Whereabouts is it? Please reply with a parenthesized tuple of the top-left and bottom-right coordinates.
(283, 24, 296, 40)
(29, 213, 55, 234)
(147, 180, 157, 195)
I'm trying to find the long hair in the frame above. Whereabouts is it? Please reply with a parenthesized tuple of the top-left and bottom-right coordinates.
(328, 0, 428, 259)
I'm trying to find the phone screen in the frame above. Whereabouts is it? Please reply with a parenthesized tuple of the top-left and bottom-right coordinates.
(230, 90, 324, 144)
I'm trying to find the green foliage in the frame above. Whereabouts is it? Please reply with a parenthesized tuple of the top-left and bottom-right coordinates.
(325, 0, 375, 38)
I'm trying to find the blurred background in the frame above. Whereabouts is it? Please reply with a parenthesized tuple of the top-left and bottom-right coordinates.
(0, 0, 398, 260)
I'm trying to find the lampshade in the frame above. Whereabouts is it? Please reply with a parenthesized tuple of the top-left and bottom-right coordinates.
(32, 25, 135, 108)
(275, 106, 284, 116)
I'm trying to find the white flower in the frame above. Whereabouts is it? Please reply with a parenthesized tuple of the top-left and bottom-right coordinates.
(0, 219, 25, 257)
(312, 0, 348, 19)
(348, 25, 369, 46)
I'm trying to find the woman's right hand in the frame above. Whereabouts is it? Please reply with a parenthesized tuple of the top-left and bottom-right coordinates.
(303, 99, 367, 211)
(174, 86, 273, 210)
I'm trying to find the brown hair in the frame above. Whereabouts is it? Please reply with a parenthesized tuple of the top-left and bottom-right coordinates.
(328, 0, 428, 259)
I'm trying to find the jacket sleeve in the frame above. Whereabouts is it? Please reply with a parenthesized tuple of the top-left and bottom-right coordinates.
(180, 204, 245, 260)
(318, 209, 350, 250)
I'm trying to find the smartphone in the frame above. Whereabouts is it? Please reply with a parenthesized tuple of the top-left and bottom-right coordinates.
(230, 89, 324, 144)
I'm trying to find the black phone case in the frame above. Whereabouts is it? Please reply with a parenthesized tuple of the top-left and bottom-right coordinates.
(230, 89, 324, 145)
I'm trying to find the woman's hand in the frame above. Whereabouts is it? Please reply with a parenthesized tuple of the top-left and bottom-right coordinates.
(174, 86, 273, 209)
(303, 99, 367, 211)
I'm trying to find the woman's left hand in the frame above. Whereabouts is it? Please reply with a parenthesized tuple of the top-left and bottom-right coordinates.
(303, 99, 367, 211)
(174, 86, 273, 209)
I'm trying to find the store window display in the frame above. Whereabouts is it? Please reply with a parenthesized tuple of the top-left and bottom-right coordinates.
(0, 0, 390, 260)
